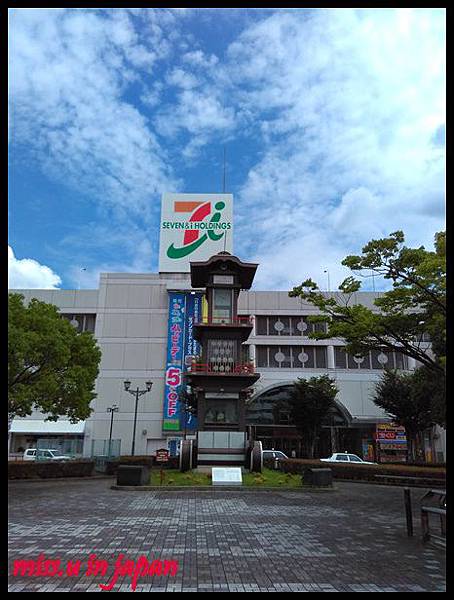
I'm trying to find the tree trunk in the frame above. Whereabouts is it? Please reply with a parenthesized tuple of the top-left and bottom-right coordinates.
(305, 433, 314, 459)
(406, 431, 417, 463)
(309, 427, 317, 458)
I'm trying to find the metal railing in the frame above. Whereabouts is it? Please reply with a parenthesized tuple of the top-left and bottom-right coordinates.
(195, 315, 253, 326)
(189, 362, 255, 374)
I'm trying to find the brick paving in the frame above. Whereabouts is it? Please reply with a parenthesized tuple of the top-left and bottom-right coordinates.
(8, 478, 445, 592)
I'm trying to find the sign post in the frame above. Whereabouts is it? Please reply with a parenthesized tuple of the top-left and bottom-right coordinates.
(155, 448, 169, 486)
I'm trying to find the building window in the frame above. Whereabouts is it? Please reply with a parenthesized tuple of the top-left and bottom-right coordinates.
(254, 316, 327, 336)
(335, 348, 409, 370)
(256, 316, 268, 336)
(205, 399, 238, 425)
(335, 347, 347, 368)
(256, 346, 268, 368)
(207, 339, 235, 372)
(212, 288, 233, 322)
(315, 346, 327, 368)
(61, 313, 96, 333)
(254, 345, 327, 369)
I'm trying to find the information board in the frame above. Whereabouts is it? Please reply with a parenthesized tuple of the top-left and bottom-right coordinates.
(155, 449, 169, 463)
(211, 467, 242, 486)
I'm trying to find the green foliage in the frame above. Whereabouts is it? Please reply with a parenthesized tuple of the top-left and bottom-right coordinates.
(373, 369, 443, 461)
(8, 293, 101, 422)
(8, 460, 95, 480)
(411, 366, 446, 429)
(288, 375, 338, 458)
(289, 231, 445, 373)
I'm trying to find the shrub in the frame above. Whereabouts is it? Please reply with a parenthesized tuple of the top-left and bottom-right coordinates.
(274, 458, 446, 485)
(104, 455, 179, 475)
(8, 459, 94, 480)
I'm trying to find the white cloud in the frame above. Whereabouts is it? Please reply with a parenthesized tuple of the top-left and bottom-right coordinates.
(8, 246, 62, 289)
(9, 9, 445, 292)
(9, 9, 178, 221)
(225, 9, 445, 290)
(154, 89, 235, 139)
(166, 67, 199, 89)
(182, 49, 219, 69)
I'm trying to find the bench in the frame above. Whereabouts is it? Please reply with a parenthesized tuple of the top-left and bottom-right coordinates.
(420, 490, 446, 545)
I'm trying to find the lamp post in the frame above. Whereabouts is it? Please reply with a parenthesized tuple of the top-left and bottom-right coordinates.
(124, 380, 153, 456)
(106, 405, 119, 458)
(180, 385, 195, 441)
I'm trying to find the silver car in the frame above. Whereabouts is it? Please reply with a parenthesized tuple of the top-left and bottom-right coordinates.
(320, 452, 376, 465)
(23, 448, 73, 461)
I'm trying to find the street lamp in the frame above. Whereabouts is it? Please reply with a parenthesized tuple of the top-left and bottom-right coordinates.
(106, 405, 119, 458)
(179, 385, 195, 441)
(123, 380, 153, 456)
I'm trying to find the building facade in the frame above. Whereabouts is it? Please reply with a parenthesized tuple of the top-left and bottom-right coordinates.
(9, 271, 445, 462)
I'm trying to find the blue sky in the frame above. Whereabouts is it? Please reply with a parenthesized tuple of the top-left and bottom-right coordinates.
(8, 8, 445, 291)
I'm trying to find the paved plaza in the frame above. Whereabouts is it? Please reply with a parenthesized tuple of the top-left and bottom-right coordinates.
(8, 478, 445, 592)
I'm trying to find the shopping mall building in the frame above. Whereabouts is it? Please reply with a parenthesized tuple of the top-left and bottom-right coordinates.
(9, 194, 445, 463)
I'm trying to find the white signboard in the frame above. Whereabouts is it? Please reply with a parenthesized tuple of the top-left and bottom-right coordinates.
(159, 193, 233, 273)
(211, 467, 242, 486)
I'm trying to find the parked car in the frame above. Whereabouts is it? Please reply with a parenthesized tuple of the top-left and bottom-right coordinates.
(320, 452, 376, 465)
(23, 448, 73, 461)
(262, 450, 289, 461)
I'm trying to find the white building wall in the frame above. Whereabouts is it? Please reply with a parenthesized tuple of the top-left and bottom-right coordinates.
(11, 277, 443, 460)
(82, 272, 191, 457)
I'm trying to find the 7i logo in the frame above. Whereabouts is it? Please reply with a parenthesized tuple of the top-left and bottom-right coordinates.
(165, 200, 230, 259)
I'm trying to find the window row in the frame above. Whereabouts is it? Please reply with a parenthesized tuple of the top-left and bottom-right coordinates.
(255, 316, 327, 336)
(256, 345, 327, 369)
(255, 345, 410, 370)
(61, 313, 96, 333)
(334, 347, 408, 370)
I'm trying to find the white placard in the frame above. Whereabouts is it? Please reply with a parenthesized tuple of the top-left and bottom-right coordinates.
(211, 467, 243, 486)
(159, 193, 233, 273)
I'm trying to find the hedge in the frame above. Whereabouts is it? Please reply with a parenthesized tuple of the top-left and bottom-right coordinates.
(103, 455, 180, 475)
(266, 458, 446, 485)
(8, 459, 95, 480)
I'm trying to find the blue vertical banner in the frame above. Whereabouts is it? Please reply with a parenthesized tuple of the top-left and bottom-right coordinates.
(182, 293, 203, 431)
(163, 292, 186, 431)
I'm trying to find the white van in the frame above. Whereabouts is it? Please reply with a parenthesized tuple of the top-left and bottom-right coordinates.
(23, 449, 72, 461)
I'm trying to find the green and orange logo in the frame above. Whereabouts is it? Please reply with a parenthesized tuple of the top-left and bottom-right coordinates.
(164, 200, 231, 259)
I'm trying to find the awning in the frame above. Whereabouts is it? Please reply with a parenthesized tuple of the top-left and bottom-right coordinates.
(10, 419, 85, 435)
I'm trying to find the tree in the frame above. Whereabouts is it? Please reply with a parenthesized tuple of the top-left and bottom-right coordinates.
(289, 231, 445, 374)
(373, 369, 436, 462)
(288, 375, 338, 458)
(8, 293, 101, 422)
(411, 365, 446, 430)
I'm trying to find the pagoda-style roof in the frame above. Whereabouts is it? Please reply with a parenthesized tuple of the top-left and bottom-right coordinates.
(190, 252, 258, 289)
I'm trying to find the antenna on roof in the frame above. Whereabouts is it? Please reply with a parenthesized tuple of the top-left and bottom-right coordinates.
(222, 145, 226, 193)
(222, 145, 227, 252)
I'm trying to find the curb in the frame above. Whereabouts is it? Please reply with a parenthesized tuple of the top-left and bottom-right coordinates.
(111, 484, 336, 492)
(8, 475, 115, 483)
(334, 478, 446, 489)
